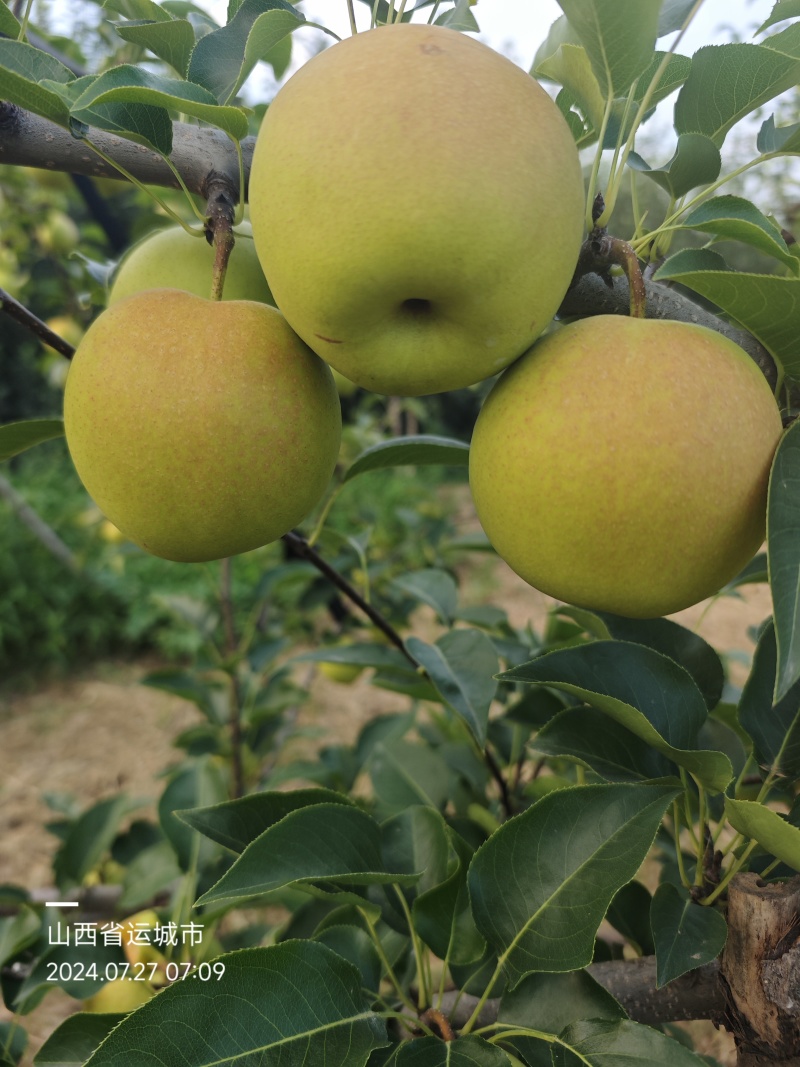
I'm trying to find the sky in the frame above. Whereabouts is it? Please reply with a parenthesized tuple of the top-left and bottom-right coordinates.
(45, 0, 780, 86)
(287, 0, 776, 68)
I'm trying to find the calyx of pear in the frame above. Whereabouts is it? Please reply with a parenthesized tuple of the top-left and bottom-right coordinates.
(469, 316, 783, 619)
(108, 221, 273, 306)
(248, 22, 584, 397)
(64, 290, 341, 563)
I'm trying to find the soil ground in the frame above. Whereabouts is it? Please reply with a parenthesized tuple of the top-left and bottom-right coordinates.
(0, 553, 774, 1065)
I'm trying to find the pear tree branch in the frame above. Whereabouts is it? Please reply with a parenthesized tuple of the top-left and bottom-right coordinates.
(0, 101, 778, 388)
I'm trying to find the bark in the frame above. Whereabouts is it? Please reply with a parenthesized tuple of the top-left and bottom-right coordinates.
(439, 958, 724, 1029)
(720, 873, 800, 1065)
(0, 102, 254, 201)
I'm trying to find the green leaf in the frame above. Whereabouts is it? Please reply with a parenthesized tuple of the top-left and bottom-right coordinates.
(0, 1020, 26, 1067)
(658, 0, 697, 35)
(534, 42, 606, 132)
(381, 806, 450, 902)
(533, 706, 675, 781)
(0, 40, 74, 125)
(314, 926, 382, 996)
(71, 66, 249, 140)
(392, 568, 458, 625)
(757, 0, 800, 34)
(0, 2, 21, 37)
(196, 804, 416, 907)
(628, 132, 722, 199)
(674, 40, 800, 147)
(739, 619, 800, 774)
(117, 839, 183, 913)
(499, 971, 624, 1067)
(0, 418, 65, 461)
(114, 19, 196, 78)
(188, 0, 303, 104)
(397, 1037, 509, 1065)
(83, 942, 388, 1066)
(407, 629, 498, 745)
(758, 113, 800, 153)
(680, 195, 798, 271)
(468, 782, 679, 986)
(769, 420, 800, 701)
(103, 0, 173, 20)
(157, 758, 227, 870)
(500, 642, 732, 793)
(553, 1019, 709, 1065)
(368, 739, 453, 814)
(343, 435, 469, 482)
(413, 831, 485, 966)
(595, 613, 724, 711)
(436, 0, 480, 33)
(52, 78, 174, 155)
(556, 0, 661, 95)
(53, 795, 133, 888)
(607, 881, 655, 956)
(34, 1013, 124, 1067)
(725, 797, 800, 870)
(532, 15, 582, 72)
(178, 787, 354, 853)
(650, 882, 727, 987)
(653, 250, 800, 379)
(0, 907, 40, 969)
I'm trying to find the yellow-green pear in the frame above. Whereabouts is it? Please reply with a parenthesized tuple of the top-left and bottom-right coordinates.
(108, 222, 273, 306)
(84, 977, 155, 1013)
(469, 316, 783, 618)
(64, 290, 341, 562)
(249, 23, 584, 397)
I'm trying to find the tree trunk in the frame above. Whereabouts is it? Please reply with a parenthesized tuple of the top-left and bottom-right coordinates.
(720, 873, 800, 1065)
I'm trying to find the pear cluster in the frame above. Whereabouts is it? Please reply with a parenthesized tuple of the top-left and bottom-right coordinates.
(63, 23, 782, 619)
(64, 22, 584, 564)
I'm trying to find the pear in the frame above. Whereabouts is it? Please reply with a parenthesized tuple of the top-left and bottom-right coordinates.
(64, 290, 341, 562)
(469, 316, 783, 618)
(108, 222, 273, 306)
(249, 23, 584, 396)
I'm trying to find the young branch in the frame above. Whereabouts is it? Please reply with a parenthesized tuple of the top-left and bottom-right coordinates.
(281, 529, 417, 667)
(0, 288, 76, 358)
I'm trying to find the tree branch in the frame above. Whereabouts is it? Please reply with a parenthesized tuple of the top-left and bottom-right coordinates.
(439, 958, 723, 1029)
(0, 472, 81, 573)
(0, 287, 76, 358)
(0, 102, 780, 388)
(0, 103, 254, 201)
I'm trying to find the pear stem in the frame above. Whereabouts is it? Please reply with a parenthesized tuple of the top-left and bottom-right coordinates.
(568, 196, 647, 320)
(205, 179, 237, 301)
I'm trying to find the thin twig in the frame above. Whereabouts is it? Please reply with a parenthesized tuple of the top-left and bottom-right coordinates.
(0, 288, 75, 358)
(484, 745, 513, 819)
(281, 530, 417, 668)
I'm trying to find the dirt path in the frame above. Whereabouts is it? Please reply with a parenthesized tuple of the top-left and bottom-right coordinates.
(0, 559, 773, 1065)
